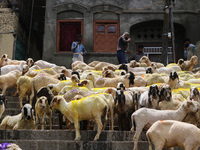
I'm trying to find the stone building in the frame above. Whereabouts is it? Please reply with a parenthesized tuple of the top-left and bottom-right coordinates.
(43, 0, 200, 68)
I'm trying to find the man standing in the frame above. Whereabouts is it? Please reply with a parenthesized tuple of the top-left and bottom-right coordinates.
(117, 32, 131, 64)
(71, 34, 87, 62)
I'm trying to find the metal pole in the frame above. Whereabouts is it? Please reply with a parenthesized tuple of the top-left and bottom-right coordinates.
(27, 0, 34, 56)
(169, 0, 176, 63)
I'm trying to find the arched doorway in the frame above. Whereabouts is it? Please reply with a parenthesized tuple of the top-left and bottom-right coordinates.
(129, 20, 185, 63)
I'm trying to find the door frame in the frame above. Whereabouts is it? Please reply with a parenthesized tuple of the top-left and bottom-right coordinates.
(93, 20, 120, 52)
(56, 19, 83, 52)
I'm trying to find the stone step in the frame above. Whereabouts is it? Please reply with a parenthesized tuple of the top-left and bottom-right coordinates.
(0, 139, 193, 150)
(0, 140, 147, 150)
(0, 130, 143, 141)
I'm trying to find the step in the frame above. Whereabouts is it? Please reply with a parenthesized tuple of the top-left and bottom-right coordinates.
(0, 130, 144, 141)
(0, 140, 194, 150)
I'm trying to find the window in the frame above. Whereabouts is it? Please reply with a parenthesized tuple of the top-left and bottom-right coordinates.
(97, 25, 105, 33)
(108, 25, 116, 33)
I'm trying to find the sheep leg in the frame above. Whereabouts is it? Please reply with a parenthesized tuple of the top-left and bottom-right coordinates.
(133, 127, 143, 150)
(1, 87, 7, 96)
(19, 92, 25, 108)
(74, 119, 81, 141)
(41, 115, 45, 130)
(109, 109, 114, 130)
(35, 114, 39, 129)
(13, 90, 18, 97)
(49, 113, 52, 130)
(94, 117, 103, 141)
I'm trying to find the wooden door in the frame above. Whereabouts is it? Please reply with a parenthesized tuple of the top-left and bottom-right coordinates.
(57, 20, 83, 52)
(94, 21, 119, 52)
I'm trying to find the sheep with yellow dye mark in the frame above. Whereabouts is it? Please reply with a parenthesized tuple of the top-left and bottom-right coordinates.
(172, 88, 190, 99)
(50, 95, 108, 141)
(144, 73, 168, 86)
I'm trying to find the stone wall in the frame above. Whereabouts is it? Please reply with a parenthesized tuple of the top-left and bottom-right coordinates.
(0, 7, 18, 58)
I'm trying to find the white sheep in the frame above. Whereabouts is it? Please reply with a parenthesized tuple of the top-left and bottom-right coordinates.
(94, 72, 135, 88)
(146, 120, 200, 150)
(0, 104, 35, 130)
(138, 84, 159, 109)
(35, 96, 52, 130)
(131, 100, 199, 150)
(0, 70, 22, 96)
(50, 95, 108, 141)
(0, 61, 25, 75)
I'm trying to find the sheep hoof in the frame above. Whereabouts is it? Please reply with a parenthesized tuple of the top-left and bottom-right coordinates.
(130, 127, 134, 131)
(74, 137, 81, 141)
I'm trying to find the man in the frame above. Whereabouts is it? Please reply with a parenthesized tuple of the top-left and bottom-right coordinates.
(129, 44, 145, 62)
(71, 34, 87, 62)
(117, 32, 131, 64)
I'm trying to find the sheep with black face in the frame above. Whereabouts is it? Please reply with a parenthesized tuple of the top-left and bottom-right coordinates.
(0, 104, 35, 130)
(0, 94, 7, 118)
(114, 89, 135, 130)
(138, 84, 160, 109)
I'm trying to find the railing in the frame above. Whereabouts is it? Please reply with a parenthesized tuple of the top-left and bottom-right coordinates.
(143, 47, 173, 64)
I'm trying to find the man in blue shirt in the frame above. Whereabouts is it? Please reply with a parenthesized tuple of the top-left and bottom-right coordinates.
(71, 34, 87, 62)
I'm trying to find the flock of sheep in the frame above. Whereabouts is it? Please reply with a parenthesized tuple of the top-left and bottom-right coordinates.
(0, 53, 200, 150)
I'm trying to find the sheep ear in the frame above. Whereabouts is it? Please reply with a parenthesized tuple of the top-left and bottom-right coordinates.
(31, 109, 34, 120)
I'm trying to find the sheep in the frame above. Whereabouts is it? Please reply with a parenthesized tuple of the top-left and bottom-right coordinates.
(114, 89, 135, 130)
(131, 100, 199, 150)
(29, 73, 60, 106)
(94, 62, 119, 71)
(144, 73, 168, 86)
(146, 120, 200, 150)
(26, 58, 34, 68)
(35, 96, 52, 130)
(0, 54, 8, 67)
(189, 86, 200, 103)
(0, 61, 25, 75)
(0, 143, 22, 150)
(48, 74, 80, 95)
(128, 60, 147, 68)
(158, 71, 179, 90)
(72, 61, 94, 71)
(0, 70, 22, 96)
(50, 95, 108, 141)
(94, 72, 135, 88)
(0, 94, 7, 118)
(158, 85, 182, 110)
(34, 60, 57, 68)
(139, 56, 165, 68)
(178, 55, 198, 71)
(138, 84, 159, 109)
(16, 76, 32, 108)
(0, 104, 35, 130)
(88, 61, 100, 67)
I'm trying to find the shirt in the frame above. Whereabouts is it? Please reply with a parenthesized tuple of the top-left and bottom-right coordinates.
(117, 36, 129, 52)
(71, 41, 87, 58)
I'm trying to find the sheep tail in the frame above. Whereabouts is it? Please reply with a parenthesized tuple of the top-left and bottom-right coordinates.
(146, 132, 153, 150)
